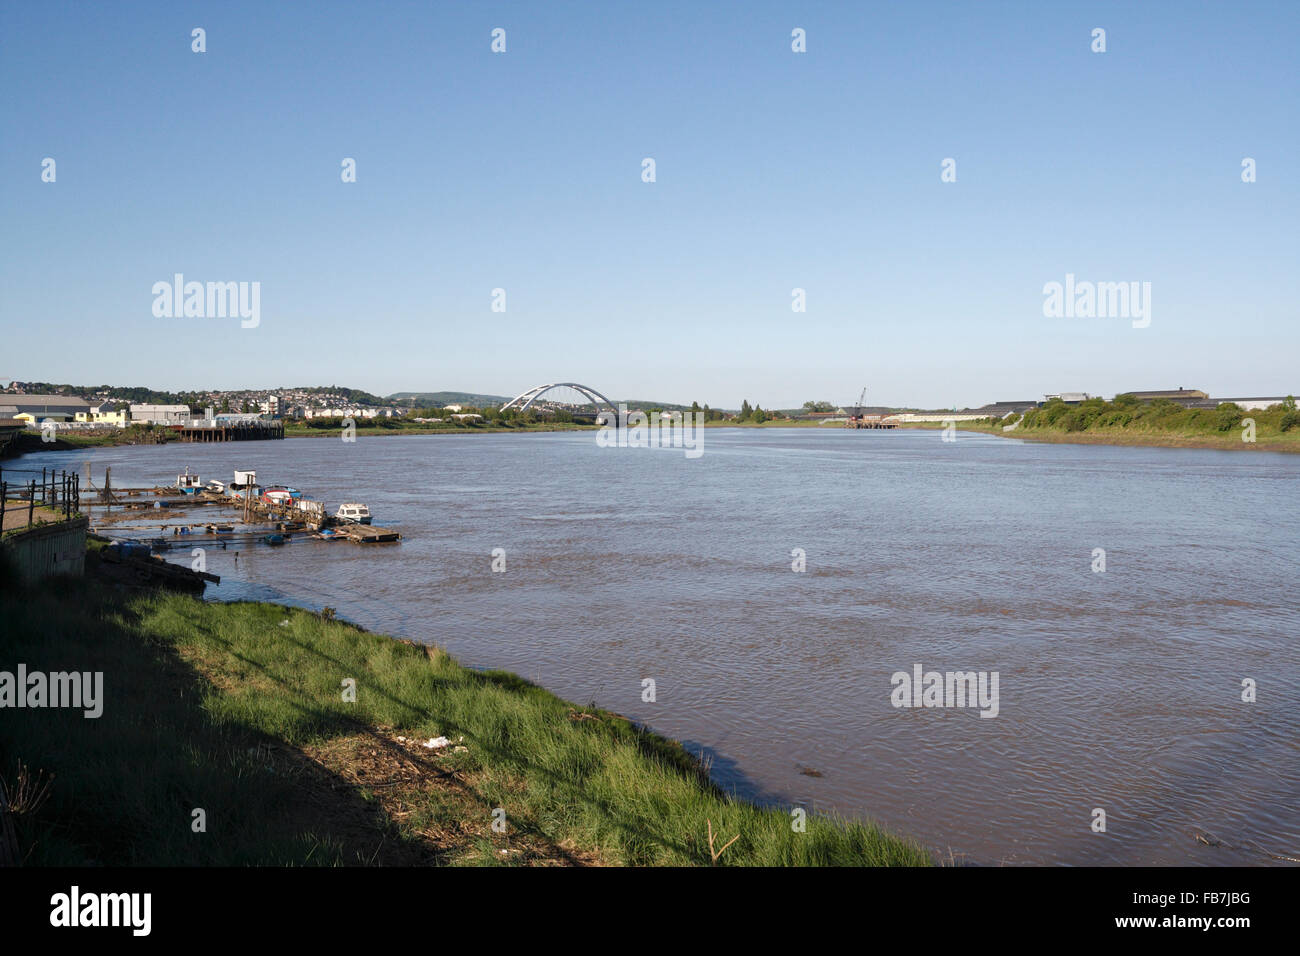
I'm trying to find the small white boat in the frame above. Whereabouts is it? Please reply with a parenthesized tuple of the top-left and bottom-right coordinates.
(177, 469, 202, 494)
(206, 479, 226, 494)
(335, 503, 372, 525)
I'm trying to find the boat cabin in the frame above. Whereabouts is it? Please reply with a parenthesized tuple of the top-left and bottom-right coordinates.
(335, 503, 372, 525)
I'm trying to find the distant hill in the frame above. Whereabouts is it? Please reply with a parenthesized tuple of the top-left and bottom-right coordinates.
(296, 385, 389, 406)
(3, 382, 392, 407)
(388, 391, 512, 408)
(390, 391, 704, 411)
(4, 382, 205, 406)
(615, 399, 693, 411)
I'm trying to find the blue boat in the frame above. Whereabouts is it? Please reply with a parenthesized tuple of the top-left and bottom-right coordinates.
(262, 533, 286, 546)
(110, 541, 152, 559)
(177, 470, 202, 495)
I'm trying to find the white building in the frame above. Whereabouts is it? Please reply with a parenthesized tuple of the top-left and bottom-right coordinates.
(129, 404, 192, 424)
(1217, 397, 1292, 411)
(889, 412, 989, 423)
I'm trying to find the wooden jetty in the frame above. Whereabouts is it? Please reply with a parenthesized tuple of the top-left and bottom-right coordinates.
(174, 421, 285, 442)
(845, 415, 898, 429)
(335, 523, 401, 543)
(81, 466, 401, 547)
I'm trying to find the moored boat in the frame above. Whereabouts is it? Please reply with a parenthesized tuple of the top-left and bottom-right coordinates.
(261, 486, 303, 506)
(335, 503, 372, 525)
(177, 469, 202, 494)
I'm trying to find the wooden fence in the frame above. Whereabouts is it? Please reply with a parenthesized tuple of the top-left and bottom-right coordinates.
(0, 468, 81, 533)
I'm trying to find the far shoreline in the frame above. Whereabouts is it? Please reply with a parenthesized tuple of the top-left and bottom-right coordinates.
(8, 417, 1298, 458)
(894, 422, 1300, 455)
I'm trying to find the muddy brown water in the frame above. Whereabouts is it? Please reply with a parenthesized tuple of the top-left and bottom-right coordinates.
(21, 428, 1299, 865)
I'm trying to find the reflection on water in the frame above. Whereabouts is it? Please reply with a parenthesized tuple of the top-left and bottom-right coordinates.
(24, 428, 1300, 865)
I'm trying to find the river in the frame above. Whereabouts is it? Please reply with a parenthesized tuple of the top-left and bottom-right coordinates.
(16, 427, 1299, 865)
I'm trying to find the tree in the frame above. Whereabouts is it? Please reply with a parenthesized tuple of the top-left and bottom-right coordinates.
(739, 399, 753, 421)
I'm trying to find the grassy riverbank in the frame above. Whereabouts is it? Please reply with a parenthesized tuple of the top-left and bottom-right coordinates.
(905, 396, 1300, 453)
(2, 426, 177, 457)
(0, 573, 928, 866)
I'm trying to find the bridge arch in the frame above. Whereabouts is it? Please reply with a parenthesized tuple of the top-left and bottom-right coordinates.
(500, 383, 619, 422)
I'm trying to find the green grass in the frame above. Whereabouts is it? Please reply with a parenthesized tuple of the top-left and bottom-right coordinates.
(0, 575, 929, 867)
(7, 425, 177, 454)
(912, 396, 1300, 452)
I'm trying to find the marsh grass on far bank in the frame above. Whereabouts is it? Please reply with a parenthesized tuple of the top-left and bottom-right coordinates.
(911, 394, 1300, 453)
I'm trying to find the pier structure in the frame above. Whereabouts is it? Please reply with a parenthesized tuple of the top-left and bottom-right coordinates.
(174, 420, 285, 442)
(81, 468, 401, 547)
(845, 415, 898, 429)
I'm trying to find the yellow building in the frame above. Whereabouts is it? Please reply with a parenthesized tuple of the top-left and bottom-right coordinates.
(75, 402, 127, 425)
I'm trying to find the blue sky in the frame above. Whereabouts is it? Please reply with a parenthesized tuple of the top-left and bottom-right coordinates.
(1, 1, 1296, 409)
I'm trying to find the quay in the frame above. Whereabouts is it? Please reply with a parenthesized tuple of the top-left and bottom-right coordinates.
(82, 466, 401, 549)
(845, 416, 898, 429)
(175, 420, 284, 442)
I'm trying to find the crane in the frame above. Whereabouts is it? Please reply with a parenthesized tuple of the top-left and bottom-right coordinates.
(852, 387, 867, 418)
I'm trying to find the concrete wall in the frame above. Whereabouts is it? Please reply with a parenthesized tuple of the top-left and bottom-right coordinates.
(891, 413, 989, 423)
(1, 516, 88, 584)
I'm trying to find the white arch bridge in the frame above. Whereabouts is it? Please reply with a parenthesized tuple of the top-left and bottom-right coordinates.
(500, 383, 620, 425)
